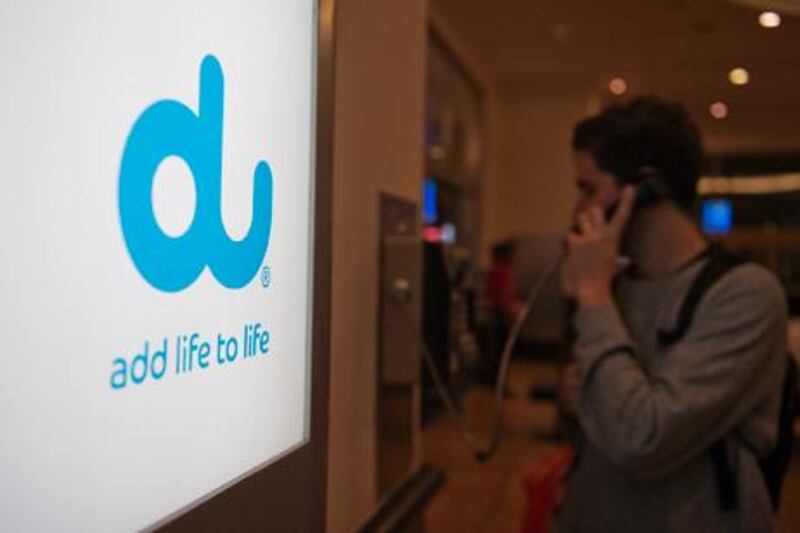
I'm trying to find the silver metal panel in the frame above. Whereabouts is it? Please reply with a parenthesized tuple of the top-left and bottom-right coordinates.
(377, 194, 421, 498)
(381, 235, 422, 384)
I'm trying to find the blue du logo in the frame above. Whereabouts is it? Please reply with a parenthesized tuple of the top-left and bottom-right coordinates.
(119, 55, 273, 292)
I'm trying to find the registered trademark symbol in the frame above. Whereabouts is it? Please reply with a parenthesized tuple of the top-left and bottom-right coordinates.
(260, 266, 272, 288)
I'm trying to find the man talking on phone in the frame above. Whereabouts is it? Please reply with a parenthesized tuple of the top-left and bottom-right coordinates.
(558, 97, 787, 532)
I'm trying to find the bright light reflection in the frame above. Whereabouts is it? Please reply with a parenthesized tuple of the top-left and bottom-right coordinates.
(710, 101, 729, 120)
(728, 67, 750, 86)
(759, 11, 781, 28)
(609, 77, 627, 95)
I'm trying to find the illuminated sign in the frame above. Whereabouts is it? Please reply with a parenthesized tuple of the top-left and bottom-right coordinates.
(0, 2, 316, 530)
(119, 55, 274, 292)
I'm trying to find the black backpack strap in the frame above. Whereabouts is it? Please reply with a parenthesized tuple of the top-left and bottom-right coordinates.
(761, 356, 799, 509)
(657, 245, 749, 347)
(656, 244, 750, 511)
(709, 441, 738, 511)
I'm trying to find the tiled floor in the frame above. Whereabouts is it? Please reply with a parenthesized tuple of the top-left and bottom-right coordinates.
(422, 361, 800, 532)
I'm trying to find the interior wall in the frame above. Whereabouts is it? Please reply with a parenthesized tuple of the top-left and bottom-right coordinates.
(430, 8, 589, 261)
(428, 6, 500, 268)
(327, 1, 427, 532)
(485, 90, 588, 244)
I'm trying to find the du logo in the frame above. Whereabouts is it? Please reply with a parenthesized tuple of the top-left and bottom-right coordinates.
(119, 55, 273, 292)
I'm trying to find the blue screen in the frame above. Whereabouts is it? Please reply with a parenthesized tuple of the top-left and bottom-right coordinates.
(701, 199, 733, 234)
(423, 178, 438, 225)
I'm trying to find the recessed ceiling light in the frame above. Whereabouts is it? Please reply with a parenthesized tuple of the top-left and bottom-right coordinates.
(609, 77, 627, 95)
(710, 101, 729, 120)
(728, 67, 750, 86)
(759, 11, 781, 28)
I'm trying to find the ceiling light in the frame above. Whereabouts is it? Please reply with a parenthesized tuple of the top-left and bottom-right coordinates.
(710, 101, 729, 120)
(609, 77, 627, 95)
(728, 67, 750, 85)
(759, 11, 782, 27)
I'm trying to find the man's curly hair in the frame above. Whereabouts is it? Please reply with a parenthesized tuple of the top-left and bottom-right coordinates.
(572, 96, 704, 212)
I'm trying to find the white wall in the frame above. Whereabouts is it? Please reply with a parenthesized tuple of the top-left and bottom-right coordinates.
(485, 90, 588, 243)
(429, 7, 589, 261)
(327, 1, 427, 531)
(429, 6, 500, 268)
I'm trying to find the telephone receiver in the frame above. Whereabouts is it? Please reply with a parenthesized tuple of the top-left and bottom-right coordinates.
(604, 173, 669, 221)
(571, 167, 669, 234)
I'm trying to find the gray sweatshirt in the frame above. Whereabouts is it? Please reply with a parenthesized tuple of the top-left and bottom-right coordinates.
(560, 259, 787, 533)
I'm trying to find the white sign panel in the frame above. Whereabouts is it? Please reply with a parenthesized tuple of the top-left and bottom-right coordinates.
(0, 2, 316, 531)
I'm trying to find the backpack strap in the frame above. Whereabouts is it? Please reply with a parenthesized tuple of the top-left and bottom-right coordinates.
(761, 356, 798, 509)
(709, 440, 738, 510)
(656, 244, 750, 511)
(657, 244, 748, 347)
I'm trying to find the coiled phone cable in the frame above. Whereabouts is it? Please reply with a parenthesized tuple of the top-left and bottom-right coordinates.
(402, 253, 564, 463)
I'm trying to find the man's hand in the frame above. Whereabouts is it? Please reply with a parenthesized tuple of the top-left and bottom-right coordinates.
(562, 186, 636, 308)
